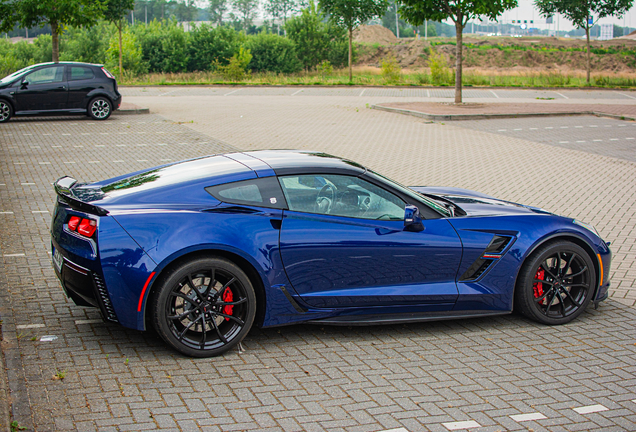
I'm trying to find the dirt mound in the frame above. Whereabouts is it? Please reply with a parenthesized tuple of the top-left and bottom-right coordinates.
(354, 25, 398, 45)
(618, 29, 636, 40)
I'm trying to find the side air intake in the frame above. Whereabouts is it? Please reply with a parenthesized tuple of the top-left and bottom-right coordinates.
(459, 235, 513, 282)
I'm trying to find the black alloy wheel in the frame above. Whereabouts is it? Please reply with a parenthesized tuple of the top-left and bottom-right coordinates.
(151, 257, 256, 357)
(0, 100, 12, 123)
(515, 241, 596, 325)
(88, 97, 112, 120)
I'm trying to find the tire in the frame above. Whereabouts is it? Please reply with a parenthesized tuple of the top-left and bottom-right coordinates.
(151, 257, 256, 357)
(0, 100, 12, 123)
(515, 241, 596, 325)
(88, 97, 112, 120)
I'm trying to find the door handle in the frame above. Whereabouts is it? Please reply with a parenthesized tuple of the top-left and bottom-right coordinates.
(58, 86, 66, 90)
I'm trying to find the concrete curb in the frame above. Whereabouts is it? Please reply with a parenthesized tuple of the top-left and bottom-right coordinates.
(370, 104, 636, 122)
(113, 107, 150, 115)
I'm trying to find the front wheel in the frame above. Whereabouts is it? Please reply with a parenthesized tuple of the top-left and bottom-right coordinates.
(515, 241, 596, 325)
(0, 100, 13, 123)
(88, 97, 112, 120)
(151, 257, 256, 357)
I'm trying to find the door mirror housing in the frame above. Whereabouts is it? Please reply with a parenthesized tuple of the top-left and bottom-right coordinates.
(20, 80, 29, 88)
(404, 205, 424, 232)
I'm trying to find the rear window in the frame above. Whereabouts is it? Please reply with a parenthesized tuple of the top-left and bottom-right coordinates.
(69, 67, 95, 81)
(206, 177, 287, 209)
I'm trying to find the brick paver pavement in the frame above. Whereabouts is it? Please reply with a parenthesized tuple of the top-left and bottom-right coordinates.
(1, 90, 635, 431)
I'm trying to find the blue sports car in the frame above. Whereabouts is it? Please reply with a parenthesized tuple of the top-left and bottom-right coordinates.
(51, 151, 611, 357)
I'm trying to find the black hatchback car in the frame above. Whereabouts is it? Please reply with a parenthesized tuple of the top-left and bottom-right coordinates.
(0, 62, 122, 122)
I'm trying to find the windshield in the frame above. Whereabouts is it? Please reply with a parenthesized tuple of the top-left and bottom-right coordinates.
(367, 170, 451, 217)
(0, 65, 36, 84)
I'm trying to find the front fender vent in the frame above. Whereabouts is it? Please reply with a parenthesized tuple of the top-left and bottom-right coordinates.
(459, 235, 513, 282)
(93, 273, 119, 322)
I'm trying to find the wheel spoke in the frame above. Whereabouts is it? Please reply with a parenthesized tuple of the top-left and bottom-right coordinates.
(213, 277, 236, 299)
(567, 266, 588, 279)
(202, 269, 216, 298)
(215, 311, 244, 326)
(210, 315, 228, 344)
(544, 291, 557, 315)
(562, 253, 576, 276)
(533, 279, 554, 286)
(167, 307, 200, 321)
(216, 297, 248, 306)
(170, 292, 198, 307)
(556, 290, 566, 317)
(540, 261, 558, 279)
(556, 253, 562, 276)
(561, 287, 581, 307)
(200, 316, 207, 349)
(534, 288, 553, 303)
(187, 274, 206, 301)
(178, 315, 202, 341)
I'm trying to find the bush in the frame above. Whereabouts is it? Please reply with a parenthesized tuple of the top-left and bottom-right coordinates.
(428, 49, 453, 86)
(60, 22, 112, 64)
(133, 20, 189, 73)
(187, 24, 244, 71)
(246, 32, 302, 74)
(381, 53, 401, 84)
(214, 47, 252, 81)
(106, 31, 147, 76)
(316, 60, 333, 78)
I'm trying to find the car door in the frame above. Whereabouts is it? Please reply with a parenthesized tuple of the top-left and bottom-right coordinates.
(67, 66, 96, 109)
(15, 65, 68, 112)
(278, 174, 462, 309)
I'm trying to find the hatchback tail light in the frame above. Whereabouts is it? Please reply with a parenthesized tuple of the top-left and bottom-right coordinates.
(101, 67, 115, 79)
(67, 216, 97, 237)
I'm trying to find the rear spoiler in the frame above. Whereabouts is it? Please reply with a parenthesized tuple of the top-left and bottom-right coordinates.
(54, 176, 109, 216)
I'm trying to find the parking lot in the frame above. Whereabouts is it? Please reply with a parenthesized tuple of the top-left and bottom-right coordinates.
(1, 89, 636, 431)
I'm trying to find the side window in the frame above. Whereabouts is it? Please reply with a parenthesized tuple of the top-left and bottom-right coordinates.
(24, 66, 65, 84)
(69, 67, 95, 81)
(279, 174, 406, 220)
(205, 177, 287, 209)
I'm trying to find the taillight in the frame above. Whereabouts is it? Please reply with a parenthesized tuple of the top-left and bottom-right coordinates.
(67, 216, 97, 237)
(101, 67, 115, 79)
(68, 216, 80, 231)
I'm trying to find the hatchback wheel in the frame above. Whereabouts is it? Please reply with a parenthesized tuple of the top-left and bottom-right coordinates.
(0, 100, 12, 123)
(88, 97, 112, 120)
(515, 241, 595, 325)
(151, 257, 256, 357)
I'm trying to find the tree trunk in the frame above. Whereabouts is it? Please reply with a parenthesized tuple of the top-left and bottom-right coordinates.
(586, 25, 591, 84)
(118, 23, 124, 75)
(348, 27, 353, 82)
(51, 21, 59, 62)
(454, 19, 463, 104)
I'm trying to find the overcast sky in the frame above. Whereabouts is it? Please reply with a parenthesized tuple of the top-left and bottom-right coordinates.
(473, 0, 636, 31)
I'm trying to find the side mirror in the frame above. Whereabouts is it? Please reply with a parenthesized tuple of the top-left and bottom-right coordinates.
(404, 205, 424, 232)
(20, 80, 29, 88)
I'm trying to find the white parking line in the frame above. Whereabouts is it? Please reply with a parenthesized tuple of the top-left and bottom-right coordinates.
(510, 413, 547, 422)
(137, 159, 148, 162)
(32, 210, 49, 213)
(593, 139, 603, 141)
(291, 89, 302, 96)
(359, 89, 366, 97)
(529, 127, 537, 130)
(559, 141, 569, 143)
(64, 162, 76, 164)
(74, 145, 84, 148)
(75, 319, 103, 325)
(490, 90, 499, 98)
(575, 126, 583, 128)
(21, 183, 35, 185)
(95, 145, 105, 147)
(116, 144, 126, 147)
(589, 125, 598, 127)
(545, 127, 553, 129)
(38, 162, 50, 165)
(62, 133, 71, 136)
(0, 211, 14, 214)
(618, 92, 636, 99)
(576, 140, 586, 143)
(16, 324, 45, 329)
(513, 128, 522, 131)
(43, 133, 51, 136)
(573, 404, 608, 414)
(113, 160, 124, 163)
(380, 429, 408, 432)
(610, 138, 619, 141)
(626, 137, 635, 140)
(225, 89, 242, 96)
(52, 145, 61, 148)
(2, 253, 26, 257)
(427, 89, 430, 97)
(498, 129, 507, 131)
(14, 162, 25, 165)
(443, 421, 481, 430)
(88, 161, 100, 164)
(560, 126, 569, 128)
(555, 92, 568, 99)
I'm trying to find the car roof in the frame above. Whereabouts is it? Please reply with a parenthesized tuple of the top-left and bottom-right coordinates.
(31, 62, 104, 68)
(244, 150, 367, 175)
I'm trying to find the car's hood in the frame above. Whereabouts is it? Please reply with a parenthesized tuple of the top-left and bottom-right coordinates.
(410, 186, 552, 217)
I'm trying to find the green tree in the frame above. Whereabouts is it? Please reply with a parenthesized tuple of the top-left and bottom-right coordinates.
(0, 0, 104, 62)
(209, 0, 229, 25)
(231, 0, 259, 31)
(535, 0, 632, 84)
(104, 0, 135, 75)
(319, 0, 388, 81)
(187, 24, 244, 71)
(246, 32, 302, 73)
(400, 0, 517, 103)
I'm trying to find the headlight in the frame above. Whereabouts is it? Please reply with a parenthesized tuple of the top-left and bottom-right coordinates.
(573, 219, 600, 238)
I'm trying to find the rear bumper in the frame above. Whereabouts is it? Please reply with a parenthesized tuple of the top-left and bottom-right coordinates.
(52, 239, 119, 322)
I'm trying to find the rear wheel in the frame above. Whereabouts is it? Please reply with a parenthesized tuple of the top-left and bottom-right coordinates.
(515, 241, 595, 325)
(151, 257, 256, 357)
(0, 100, 12, 123)
(88, 97, 112, 120)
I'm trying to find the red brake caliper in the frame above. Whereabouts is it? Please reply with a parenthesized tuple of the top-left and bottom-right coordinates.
(533, 268, 545, 304)
(222, 287, 233, 321)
